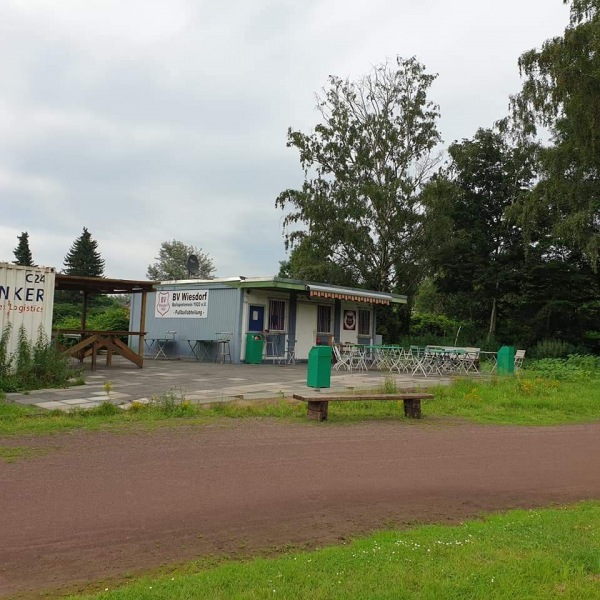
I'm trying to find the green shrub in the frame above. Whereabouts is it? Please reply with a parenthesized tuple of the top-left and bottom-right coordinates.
(91, 306, 130, 331)
(526, 354, 600, 381)
(528, 338, 583, 359)
(410, 312, 463, 338)
(54, 306, 130, 332)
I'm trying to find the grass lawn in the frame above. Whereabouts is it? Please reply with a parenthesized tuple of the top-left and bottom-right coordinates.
(427, 375, 600, 425)
(66, 502, 600, 599)
(1, 371, 599, 436)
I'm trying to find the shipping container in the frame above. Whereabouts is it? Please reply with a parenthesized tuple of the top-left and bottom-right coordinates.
(0, 263, 56, 359)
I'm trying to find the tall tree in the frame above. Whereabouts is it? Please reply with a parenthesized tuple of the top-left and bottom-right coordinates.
(13, 232, 35, 266)
(147, 240, 215, 281)
(277, 238, 357, 286)
(63, 227, 105, 277)
(276, 56, 442, 295)
(423, 128, 537, 340)
(509, 0, 600, 268)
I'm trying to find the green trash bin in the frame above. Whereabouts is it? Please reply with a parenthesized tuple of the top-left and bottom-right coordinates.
(245, 333, 264, 364)
(497, 346, 515, 375)
(307, 345, 333, 388)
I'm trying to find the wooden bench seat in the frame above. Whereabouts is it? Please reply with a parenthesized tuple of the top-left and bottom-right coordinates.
(292, 393, 434, 421)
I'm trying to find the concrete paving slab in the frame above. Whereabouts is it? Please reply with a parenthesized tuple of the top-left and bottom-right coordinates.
(6, 356, 454, 411)
(72, 401, 104, 409)
(33, 401, 69, 409)
(89, 391, 130, 399)
(61, 398, 95, 405)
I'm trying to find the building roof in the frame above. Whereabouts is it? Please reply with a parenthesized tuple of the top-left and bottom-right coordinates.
(55, 275, 406, 305)
(55, 275, 155, 294)
(159, 276, 405, 305)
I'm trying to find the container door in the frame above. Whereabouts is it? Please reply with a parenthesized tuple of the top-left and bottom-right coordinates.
(248, 305, 265, 332)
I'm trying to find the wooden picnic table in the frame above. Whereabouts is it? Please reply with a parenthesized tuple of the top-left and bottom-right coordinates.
(53, 329, 146, 370)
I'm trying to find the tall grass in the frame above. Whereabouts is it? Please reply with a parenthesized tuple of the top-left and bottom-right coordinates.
(68, 502, 600, 600)
(0, 324, 81, 393)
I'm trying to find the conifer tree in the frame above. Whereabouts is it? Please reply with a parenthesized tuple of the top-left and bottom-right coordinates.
(63, 227, 105, 277)
(12, 232, 35, 266)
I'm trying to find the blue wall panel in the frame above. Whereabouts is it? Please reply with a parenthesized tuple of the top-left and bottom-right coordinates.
(130, 284, 243, 361)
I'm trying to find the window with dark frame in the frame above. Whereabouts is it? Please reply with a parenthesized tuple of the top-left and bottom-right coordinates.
(268, 299, 286, 331)
(358, 309, 371, 336)
(317, 305, 332, 334)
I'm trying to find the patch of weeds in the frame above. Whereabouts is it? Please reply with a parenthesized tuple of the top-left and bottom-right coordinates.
(0, 323, 83, 393)
(93, 401, 120, 416)
(149, 388, 196, 417)
(71, 401, 120, 418)
(378, 373, 398, 394)
(103, 380, 113, 401)
(70, 375, 86, 387)
(128, 400, 147, 413)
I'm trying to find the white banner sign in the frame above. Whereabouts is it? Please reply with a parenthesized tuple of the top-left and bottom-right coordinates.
(154, 289, 209, 319)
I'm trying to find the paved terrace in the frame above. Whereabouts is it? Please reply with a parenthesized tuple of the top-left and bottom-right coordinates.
(6, 357, 452, 411)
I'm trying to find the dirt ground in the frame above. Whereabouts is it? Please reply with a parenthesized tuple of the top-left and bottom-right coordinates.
(1, 418, 599, 598)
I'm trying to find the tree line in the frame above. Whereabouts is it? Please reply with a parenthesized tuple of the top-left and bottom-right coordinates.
(8, 0, 598, 352)
(276, 0, 600, 353)
(10, 230, 215, 281)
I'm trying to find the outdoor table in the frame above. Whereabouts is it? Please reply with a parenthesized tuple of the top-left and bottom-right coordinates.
(349, 344, 368, 371)
(479, 351, 498, 372)
(362, 345, 404, 371)
(144, 338, 157, 355)
(348, 345, 402, 371)
(145, 332, 177, 360)
(412, 347, 443, 377)
(53, 329, 145, 370)
(146, 338, 171, 359)
(187, 339, 216, 361)
(333, 344, 368, 371)
(264, 332, 286, 364)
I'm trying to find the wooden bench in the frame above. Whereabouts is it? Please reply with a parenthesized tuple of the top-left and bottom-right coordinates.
(292, 393, 434, 422)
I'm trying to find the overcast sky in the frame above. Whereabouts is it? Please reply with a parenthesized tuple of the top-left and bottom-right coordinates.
(1, 0, 570, 280)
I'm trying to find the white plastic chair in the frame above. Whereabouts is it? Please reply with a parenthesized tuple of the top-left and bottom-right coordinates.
(514, 349, 526, 371)
(333, 344, 352, 371)
(348, 346, 368, 371)
(458, 347, 480, 374)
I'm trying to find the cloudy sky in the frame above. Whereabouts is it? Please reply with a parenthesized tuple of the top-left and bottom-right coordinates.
(1, 0, 570, 280)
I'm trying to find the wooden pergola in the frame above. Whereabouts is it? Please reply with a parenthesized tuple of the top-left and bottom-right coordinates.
(53, 275, 155, 370)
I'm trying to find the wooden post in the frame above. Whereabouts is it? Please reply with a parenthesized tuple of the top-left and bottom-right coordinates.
(307, 400, 328, 421)
(403, 398, 422, 419)
(81, 291, 89, 331)
(139, 291, 147, 358)
(106, 335, 113, 367)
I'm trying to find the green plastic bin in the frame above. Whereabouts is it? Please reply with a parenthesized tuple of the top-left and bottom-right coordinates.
(307, 345, 333, 388)
(497, 346, 515, 375)
(245, 333, 264, 364)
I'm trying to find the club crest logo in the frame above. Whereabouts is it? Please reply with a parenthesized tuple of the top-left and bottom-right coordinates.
(156, 291, 171, 316)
